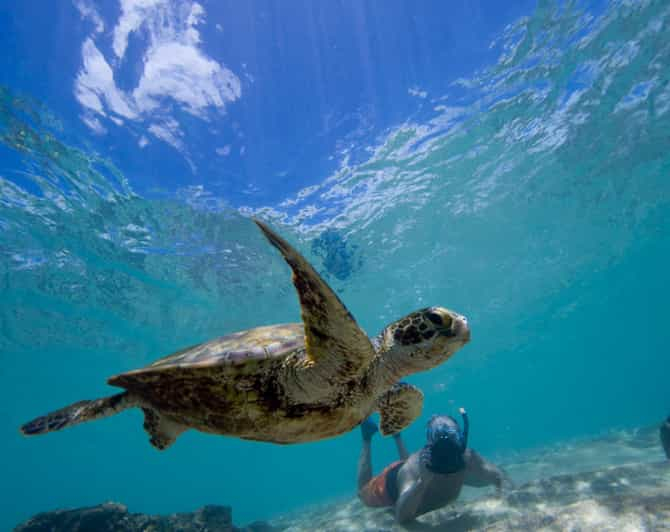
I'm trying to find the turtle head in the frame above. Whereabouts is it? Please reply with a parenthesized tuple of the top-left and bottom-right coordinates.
(376, 307, 470, 377)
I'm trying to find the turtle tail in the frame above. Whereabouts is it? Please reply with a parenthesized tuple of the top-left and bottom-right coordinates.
(20, 392, 136, 436)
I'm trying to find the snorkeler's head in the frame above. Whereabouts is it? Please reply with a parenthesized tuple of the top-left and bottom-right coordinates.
(423, 408, 469, 474)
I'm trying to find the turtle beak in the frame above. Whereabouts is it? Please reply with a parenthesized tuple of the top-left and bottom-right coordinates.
(431, 307, 470, 343)
(454, 315, 470, 343)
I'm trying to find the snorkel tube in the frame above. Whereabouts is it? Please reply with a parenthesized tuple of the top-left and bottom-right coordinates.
(421, 408, 469, 474)
(460, 407, 469, 449)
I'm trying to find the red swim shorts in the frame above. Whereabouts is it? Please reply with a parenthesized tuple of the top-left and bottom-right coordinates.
(358, 460, 404, 508)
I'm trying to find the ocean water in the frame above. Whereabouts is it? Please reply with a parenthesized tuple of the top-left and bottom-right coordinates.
(1, 0, 670, 529)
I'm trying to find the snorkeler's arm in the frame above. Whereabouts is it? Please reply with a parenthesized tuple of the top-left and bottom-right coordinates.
(394, 433, 410, 461)
(394, 476, 431, 524)
(463, 449, 513, 492)
(394, 456, 434, 524)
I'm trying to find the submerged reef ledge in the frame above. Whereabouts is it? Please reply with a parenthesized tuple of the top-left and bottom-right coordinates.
(15, 427, 670, 531)
(15, 504, 276, 532)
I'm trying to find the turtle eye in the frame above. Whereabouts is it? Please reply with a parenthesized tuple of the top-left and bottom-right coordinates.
(426, 310, 453, 329)
(426, 311, 444, 326)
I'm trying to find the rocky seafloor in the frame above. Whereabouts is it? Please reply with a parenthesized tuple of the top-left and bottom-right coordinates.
(16, 425, 670, 531)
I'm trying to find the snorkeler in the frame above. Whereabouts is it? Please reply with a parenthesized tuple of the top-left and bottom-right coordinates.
(661, 415, 670, 459)
(357, 408, 512, 524)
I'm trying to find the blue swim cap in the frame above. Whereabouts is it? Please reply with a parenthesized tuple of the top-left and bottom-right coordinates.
(423, 409, 469, 474)
(426, 408, 469, 447)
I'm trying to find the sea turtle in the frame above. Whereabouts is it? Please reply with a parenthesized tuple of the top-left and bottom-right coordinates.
(20, 220, 470, 448)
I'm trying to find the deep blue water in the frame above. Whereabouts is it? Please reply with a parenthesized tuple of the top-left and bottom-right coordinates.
(1, 0, 670, 529)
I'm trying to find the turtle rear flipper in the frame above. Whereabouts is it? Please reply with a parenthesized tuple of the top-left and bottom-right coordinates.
(254, 220, 375, 381)
(377, 382, 424, 436)
(20, 392, 135, 436)
(142, 408, 187, 450)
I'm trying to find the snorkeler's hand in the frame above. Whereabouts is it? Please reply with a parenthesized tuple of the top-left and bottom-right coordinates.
(496, 473, 515, 495)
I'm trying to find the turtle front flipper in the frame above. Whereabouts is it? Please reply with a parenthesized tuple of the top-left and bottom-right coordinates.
(254, 220, 375, 381)
(376, 382, 424, 436)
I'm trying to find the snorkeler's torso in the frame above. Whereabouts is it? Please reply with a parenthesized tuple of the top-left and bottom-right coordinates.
(396, 453, 467, 517)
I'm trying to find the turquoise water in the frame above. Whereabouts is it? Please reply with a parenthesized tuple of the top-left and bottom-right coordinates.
(2, 0, 670, 529)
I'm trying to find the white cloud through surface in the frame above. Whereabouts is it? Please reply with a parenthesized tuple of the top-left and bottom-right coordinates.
(73, 0, 241, 155)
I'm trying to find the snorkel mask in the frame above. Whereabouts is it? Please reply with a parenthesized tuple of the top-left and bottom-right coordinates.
(422, 408, 469, 474)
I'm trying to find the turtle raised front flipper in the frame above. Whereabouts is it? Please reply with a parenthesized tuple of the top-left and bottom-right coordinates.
(254, 219, 375, 381)
(376, 382, 424, 436)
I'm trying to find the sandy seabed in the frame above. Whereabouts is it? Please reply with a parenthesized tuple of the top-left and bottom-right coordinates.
(16, 425, 670, 531)
(271, 425, 670, 531)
